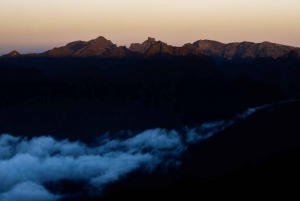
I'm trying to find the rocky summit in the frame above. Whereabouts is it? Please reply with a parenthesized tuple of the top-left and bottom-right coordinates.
(129, 37, 157, 54)
(193, 40, 300, 60)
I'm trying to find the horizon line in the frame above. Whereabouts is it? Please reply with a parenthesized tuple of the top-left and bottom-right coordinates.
(1, 36, 299, 56)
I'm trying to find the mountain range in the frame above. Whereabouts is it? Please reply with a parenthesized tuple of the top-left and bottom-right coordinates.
(2, 36, 300, 200)
(2, 36, 300, 61)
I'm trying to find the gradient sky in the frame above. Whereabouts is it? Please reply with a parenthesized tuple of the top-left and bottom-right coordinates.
(1, 0, 300, 55)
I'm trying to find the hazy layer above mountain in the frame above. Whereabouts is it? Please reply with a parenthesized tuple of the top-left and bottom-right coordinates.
(193, 40, 300, 60)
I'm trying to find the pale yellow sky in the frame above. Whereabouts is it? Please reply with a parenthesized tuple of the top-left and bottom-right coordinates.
(0, 0, 300, 55)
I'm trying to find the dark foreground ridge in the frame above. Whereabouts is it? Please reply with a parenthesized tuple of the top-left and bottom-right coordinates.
(0, 36, 300, 141)
(100, 101, 300, 200)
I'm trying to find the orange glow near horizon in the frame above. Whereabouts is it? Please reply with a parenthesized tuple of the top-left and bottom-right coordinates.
(1, 0, 300, 55)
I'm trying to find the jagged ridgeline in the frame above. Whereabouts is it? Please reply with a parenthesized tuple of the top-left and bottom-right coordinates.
(0, 36, 300, 142)
(1, 36, 300, 201)
(1, 36, 300, 59)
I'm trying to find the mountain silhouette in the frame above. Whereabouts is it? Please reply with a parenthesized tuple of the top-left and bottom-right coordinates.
(193, 39, 300, 61)
(2, 36, 299, 60)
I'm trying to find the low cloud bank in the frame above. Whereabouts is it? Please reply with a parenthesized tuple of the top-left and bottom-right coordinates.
(0, 129, 185, 201)
(0, 101, 293, 200)
(0, 182, 61, 201)
(186, 102, 278, 144)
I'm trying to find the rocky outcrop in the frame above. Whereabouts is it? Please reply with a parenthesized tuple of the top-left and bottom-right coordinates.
(129, 37, 157, 54)
(144, 41, 203, 58)
(193, 40, 299, 60)
(104, 46, 129, 58)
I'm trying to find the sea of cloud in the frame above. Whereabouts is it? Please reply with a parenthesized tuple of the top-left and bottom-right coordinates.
(0, 101, 291, 201)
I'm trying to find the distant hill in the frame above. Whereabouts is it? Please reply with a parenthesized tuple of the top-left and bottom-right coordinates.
(42, 36, 119, 57)
(1, 50, 21, 58)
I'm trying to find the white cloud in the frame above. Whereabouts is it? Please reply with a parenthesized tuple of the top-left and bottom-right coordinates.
(0, 181, 60, 201)
(0, 101, 289, 200)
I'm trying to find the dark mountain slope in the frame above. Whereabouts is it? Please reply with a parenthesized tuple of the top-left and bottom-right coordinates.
(41, 36, 117, 57)
(0, 55, 286, 142)
(110, 101, 300, 199)
(183, 101, 300, 177)
(59, 101, 300, 201)
(0, 36, 299, 141)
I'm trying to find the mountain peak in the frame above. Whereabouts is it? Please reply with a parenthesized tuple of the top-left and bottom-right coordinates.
(144, 41, 203, 58)
(2, 36, 300, 60)
(147, 37, 155, 42)
(261, 41, 272, 44)
(193, 39, 299, 60)
(95, 36, 106, 40)
(0, 50, 20, 58)
(41, 36, 117, 57)
(129, 37, 157, 54)
(10, 50, 20, 56)
(90, 36, 115, 46)
(94, 36, 110, 42)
